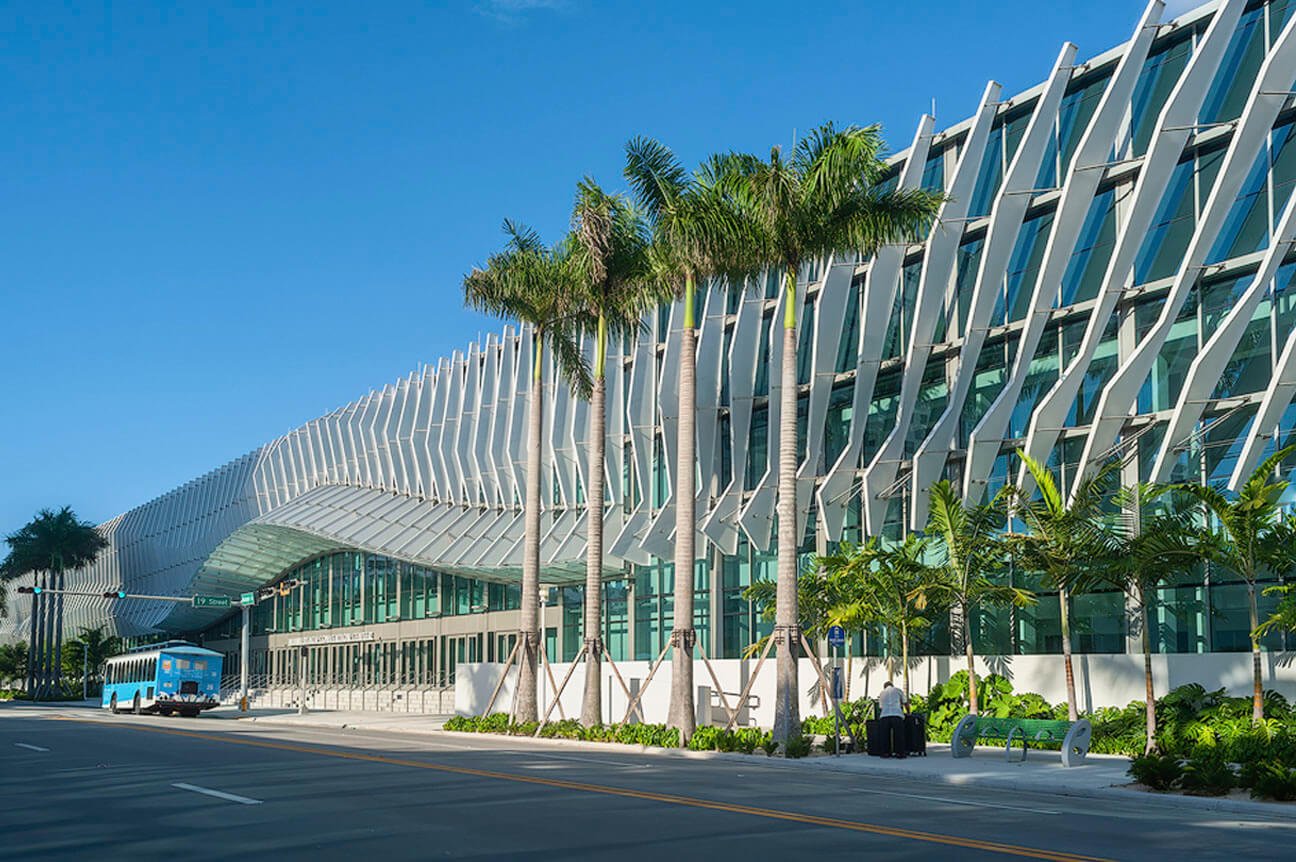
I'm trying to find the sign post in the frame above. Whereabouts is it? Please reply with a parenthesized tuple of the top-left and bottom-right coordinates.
(239, 603, 251, 711)
(827, 625, 846, 756)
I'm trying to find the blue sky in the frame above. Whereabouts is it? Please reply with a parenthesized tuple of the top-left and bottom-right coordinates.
(0, 0, 1197, 532)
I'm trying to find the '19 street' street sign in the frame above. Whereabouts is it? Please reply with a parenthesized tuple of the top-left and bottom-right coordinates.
(192, 595, 232, 608)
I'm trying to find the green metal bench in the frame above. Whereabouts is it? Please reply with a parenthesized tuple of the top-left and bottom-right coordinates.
(950, 715, 1092, 767)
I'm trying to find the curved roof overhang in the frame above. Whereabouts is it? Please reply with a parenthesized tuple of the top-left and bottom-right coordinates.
(162, 483, 622, 632)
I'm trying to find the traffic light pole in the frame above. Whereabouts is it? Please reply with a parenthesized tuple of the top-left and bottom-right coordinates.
(240, 604, 251, 712)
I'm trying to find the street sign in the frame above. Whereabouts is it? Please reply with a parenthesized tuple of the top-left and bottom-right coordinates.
(827, 625, 846, 648)
(240, 592, 256, 606)
(191, 595, 232, 608)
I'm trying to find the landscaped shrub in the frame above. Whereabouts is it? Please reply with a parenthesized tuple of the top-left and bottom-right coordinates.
(1249, 762, 1296, 801)
(688, 725, 722, 751)
(760, 735, 779, 757)
(1179, 752, 1235, 797)
(783, 734, 812, 759)
(1128, 753, 1182, 791)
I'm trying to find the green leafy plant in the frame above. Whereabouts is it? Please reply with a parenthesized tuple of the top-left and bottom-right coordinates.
(1249, 762, 1296, 801)
(1128, 753, 1182, 791)
(1179, 752, 1235, 797)
(782, 734, 813, 759)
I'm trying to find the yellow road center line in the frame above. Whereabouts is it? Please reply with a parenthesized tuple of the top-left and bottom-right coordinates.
(52, 716, 1111, 862)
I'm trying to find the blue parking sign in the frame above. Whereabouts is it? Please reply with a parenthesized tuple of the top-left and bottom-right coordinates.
(827, 625, 846, 648)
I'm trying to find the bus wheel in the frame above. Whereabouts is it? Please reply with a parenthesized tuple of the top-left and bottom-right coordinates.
(109, 694, 118, 714)
(132, 695, 141, 715)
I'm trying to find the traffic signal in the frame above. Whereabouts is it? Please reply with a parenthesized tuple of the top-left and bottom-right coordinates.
(102, 590, 127, 599)
(277, 578, 302, 597)
(17, 586, 39, 594)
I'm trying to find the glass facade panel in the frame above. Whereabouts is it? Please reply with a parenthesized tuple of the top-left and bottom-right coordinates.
(1200, 7, 1266, 125)
(1129, 32, 1193, 157)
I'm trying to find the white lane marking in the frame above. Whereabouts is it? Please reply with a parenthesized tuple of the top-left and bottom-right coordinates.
(171, 782, 263, 805)
(854, 786, 1059, 815)
(14, 743, 50, 752)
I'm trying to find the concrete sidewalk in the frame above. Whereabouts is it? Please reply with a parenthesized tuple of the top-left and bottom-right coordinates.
(216, 706, 452, 734)
(221, 706, 1292, 818)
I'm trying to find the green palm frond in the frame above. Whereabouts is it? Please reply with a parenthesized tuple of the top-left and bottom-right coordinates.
(703, 123, 944, 286)
(463, 221, 592, 397)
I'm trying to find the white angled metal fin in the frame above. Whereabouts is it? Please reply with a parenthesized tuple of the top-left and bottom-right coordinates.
(1074, 13, 1296, 494)
(910, 42, 1078, 528)
(862, 79, 1004, 535)
(816, 114, 935, 541)
(1154, 192, 1296, 482)
(968, 0, 1169, 501)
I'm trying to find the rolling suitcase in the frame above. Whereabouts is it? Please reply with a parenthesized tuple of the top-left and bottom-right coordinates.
(905, 713, 927, 756)
(865, 718, 886, 756)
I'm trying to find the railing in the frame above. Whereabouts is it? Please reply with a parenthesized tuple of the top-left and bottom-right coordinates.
(222, 682, 453, 714)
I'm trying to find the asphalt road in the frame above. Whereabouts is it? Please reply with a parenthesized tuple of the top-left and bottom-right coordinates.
(1, 705, 1291, 861)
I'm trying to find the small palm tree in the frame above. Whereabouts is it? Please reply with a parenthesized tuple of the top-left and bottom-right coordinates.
(1075, 484, 1202, 752)
(624, 137, 754, 739)
(2, 506, 108, 698)
(1177, 445, 1296, 724)
(567, 178, 657, 726)
(464, 223, 590, 723)
(61, 624, 123, 691)
(854, 535, 936, 699)
(1005, 453, 1122, 721)
(924, 481, 1033, 715)
(715, 123, 944, 742)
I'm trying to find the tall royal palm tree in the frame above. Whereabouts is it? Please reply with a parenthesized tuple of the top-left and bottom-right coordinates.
(714, 123, 943, 741)
(925, 481, 1032, 715)
(568, 178, 657, 726)
(1006, 453, 1121, 721)
(464, 222, 591, 723)
(1, 506, 108, 698)
(1178, 445, 1296, 724)
(623, 137, 752, 739)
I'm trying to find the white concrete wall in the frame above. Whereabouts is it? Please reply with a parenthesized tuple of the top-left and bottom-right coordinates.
(455, 653, 1296, 725)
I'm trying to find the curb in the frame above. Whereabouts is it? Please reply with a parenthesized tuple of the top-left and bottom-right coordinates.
(227, 718, 1294, 818)
(434, 731, 1292, 817)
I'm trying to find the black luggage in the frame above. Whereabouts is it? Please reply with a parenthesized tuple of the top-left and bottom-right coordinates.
(864, 718, 886, 756)
(905, 713, 927, 756)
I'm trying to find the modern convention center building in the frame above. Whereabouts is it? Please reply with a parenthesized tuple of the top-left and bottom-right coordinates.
(6, 0, 1296, 712)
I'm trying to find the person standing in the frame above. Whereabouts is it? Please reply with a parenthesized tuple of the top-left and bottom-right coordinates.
(878, 681, 908, 758)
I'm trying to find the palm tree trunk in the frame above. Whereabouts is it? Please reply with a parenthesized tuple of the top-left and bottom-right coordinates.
(845, 652, 853, 702)
(1059, 586, 1078, 721)
(1141, 595, 1156, 753)
(668, 275, 698, 740)
(581, 317, 608, 727)
(772, 267, 801, 744)
(901, 620, 910, 699)
(963, 603, 979, 715)
(516, 330, 544, 724)
(1248, 582, 1264, 725)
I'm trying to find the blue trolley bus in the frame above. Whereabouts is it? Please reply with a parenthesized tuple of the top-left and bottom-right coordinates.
(102, 641, 224, 717)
